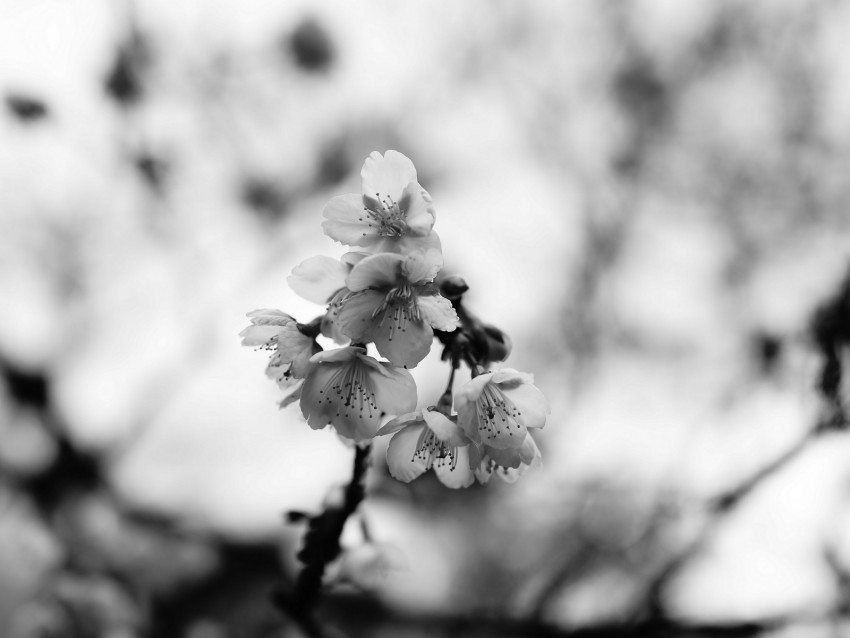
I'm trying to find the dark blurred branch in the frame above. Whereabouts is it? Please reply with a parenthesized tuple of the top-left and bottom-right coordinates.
(318, 590, 780, 638)
(812, 264, 850, 426)
(634, 261, 850, 621)
(273, 444, 372, 638)
(707, 434, 814, 514)
(528, 262, 850, 624)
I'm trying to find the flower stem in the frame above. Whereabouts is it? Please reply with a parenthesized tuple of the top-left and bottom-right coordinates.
(436, 358, 459, 414)
(274, 443, 372, 636)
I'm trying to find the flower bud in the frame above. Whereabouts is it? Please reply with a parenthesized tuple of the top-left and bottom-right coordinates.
(440, 275, 469, 300)
(482, 324, 512, 363)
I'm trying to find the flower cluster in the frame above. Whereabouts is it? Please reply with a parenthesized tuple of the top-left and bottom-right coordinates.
(242, 151, 549, 486)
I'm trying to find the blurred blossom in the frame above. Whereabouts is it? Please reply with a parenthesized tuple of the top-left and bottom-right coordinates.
(333, 542, 408, 591)
(0, 492, 62, 630)
(0, 408, 57, 477)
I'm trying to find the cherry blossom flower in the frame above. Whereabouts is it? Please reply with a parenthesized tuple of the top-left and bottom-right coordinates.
(378, 409, 475, 489)
(455, 369, 549, 450)
(322, 150, 439, 254)
(469, 433, 542, 484)
(240, 309, 321, 385)
(333, 250, 459, 368)
(300, 346, 416, 442)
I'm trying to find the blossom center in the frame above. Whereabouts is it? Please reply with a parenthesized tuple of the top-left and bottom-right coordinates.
(371, 285, 421, 341)
(412, 427, 459, 470)
(316, 360, 379, 421)
(476, 384, 523, 442)
(362, 193, 408, 237)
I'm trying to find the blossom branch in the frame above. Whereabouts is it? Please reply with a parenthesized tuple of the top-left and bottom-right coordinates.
(273, 444, 372, 636)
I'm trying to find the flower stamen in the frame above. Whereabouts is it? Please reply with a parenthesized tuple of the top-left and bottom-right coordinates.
(361, 193, 408, 238)
(476, 384, 523, 442)
(411, 428, 459, 471)
(317, 360, 379, 422)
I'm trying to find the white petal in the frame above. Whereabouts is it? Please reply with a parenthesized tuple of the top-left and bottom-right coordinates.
(455, 374, 491, 404)
(455, 376, 491, 443)
(370, 315, 433, 369)
(422, 410, 468, 446)
(321, 194, 380, 247)
(474, 461, 493, 484)
(279, 383, 302, 408)
(370, 362, 417, 416)
(484, 435, 541, 482)
(417, 294, 459, 331)
(377, 411, 424, 436)
(321, 298, 350, 344)
(504, 382, 549, 429)
(519, 434, 542, 466)
(345, 253, 404, 291)
(485, 445, 524, 469)
(361, 150, 417, 202)
(493, 465, 525, 484)
(368, 230, 442, 256)
(335, 290, 386, 342)
(288, 256, 349, 304)
(342, 251, 370, 267)
(402, 249, 442, 283)
(239, 324, 283, 347)
(246, 309, 295, 323)
(386, 424, 429, 482)
(399, 182, 435, 235)
(289, 344, 319, 379)
(309, 346, 362, 364)
(266, 353, 297, 387)
(490, 368, 533, 386)
(276, 323, 314, 360)
(300, 365, 334, 429)
(299, 354, 390, 441)
(434, 446, 475, 489)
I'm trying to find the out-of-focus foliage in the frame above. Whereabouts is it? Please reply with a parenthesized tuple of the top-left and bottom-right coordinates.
(3, 1, 850, 637)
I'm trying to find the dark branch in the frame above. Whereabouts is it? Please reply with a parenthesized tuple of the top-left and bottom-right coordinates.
(273, 444, 372, 637)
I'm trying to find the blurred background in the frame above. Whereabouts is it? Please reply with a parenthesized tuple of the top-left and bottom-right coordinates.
(3, 0, 850, 636)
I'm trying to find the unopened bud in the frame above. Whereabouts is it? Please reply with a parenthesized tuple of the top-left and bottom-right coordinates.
(483, 324, 512, 362)
(440, 275, 469, 300)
